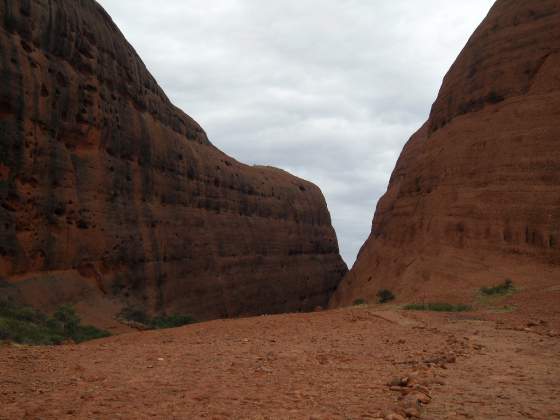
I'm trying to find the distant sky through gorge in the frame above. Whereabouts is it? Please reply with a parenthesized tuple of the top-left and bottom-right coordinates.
(97, 0, 496, 266)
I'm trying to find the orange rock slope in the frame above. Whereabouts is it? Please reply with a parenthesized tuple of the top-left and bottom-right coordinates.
(332, 0, 560, 308)
(0, 0, 347, 322)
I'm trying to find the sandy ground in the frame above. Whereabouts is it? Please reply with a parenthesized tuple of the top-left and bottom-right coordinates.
(1, 306, 559, 420)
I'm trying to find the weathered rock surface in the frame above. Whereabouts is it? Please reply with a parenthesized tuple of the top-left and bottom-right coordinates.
(332, 0, 560, 307)
(0, 0, 347, 321)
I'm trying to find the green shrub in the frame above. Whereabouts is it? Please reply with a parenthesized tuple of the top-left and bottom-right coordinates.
(377, 289, 395, 304)
(1, 301, 45, 324)
(353, 299, 367, 306)
(404, 303, 472, 312)
(480, 279, 515, 296)
(118, 307, 196, 330)
(0, 299, 110, 345)
(0, 317, 65, 345)
(150, 314, 197, 329)
(71, 325, 111, 343)
(53, 304, 80, 336)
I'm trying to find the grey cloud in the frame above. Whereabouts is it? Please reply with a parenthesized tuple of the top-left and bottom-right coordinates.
(97, 0, 495, 265)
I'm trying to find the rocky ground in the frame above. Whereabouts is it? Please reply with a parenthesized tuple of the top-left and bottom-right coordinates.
(1, 305, 559, 420)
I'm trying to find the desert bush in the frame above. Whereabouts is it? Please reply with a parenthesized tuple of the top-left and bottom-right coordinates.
(53, 304, 80, 336)
(480, 279, 514, 296)
(0, 317, 64, 345)
(377, 289, 395, 304)
(0, 300, 110, 345)
(404, 303, 472, 312)
(150, 314, 197, 329)
(353, 299, 367, 306)
(71, 325, 112, 343)
(119, 307, 196, 330)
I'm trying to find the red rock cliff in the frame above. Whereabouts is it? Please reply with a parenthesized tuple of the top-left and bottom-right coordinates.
(331, 0, 560, 308)
(0, 0, 347, 321)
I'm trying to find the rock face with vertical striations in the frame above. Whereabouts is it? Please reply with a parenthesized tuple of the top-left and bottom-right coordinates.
(0, 0, 347, 323)
(331, 0, 560, 309)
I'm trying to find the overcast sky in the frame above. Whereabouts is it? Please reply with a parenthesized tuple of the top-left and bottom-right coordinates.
(97, 0, 495, 267)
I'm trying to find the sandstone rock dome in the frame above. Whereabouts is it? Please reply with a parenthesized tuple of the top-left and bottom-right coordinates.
(331, 0, 560, 311)
(0, 0, 347, 323)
